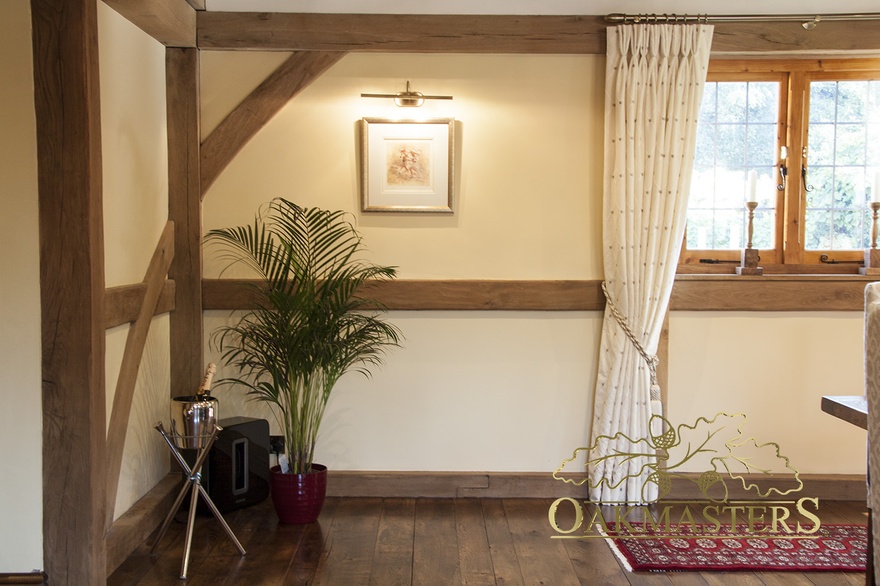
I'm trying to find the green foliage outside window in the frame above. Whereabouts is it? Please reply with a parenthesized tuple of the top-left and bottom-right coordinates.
(805, 80, 880, 250)
(687, 81, 777, 251)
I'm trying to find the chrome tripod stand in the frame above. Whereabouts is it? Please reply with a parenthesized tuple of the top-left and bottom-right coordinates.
(151, 422, 246, 579)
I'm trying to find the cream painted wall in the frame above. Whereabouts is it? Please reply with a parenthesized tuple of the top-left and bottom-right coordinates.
(201, 52, 605, 280)
(0, 0, 43, 573)
(100, 2, 169, 288)
(200, 51, 868, 475)
(201, 53, 605, 471)
(205, 311, 602, 471)
(668, 312, 866, 474)
(98, 3, 171, 519)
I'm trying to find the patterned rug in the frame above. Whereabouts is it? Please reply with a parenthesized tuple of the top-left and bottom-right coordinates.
(606, 523, 868, 572)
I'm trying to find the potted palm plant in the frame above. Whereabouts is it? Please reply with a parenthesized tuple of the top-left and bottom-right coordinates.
(207, 199, 401, 523)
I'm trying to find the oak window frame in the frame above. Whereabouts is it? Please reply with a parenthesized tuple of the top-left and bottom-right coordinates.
(679, 58, 880, 275)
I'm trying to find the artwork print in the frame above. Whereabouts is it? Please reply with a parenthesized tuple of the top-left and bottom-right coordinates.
(360, 118, 454, 213)
(385, 140, 432, 189)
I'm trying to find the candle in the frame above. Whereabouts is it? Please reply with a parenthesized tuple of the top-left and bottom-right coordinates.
(746, 170, 758, 203)
(874, 171, 880, 203)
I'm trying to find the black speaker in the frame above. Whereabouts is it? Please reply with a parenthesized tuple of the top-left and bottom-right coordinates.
(181, 416, 270, 513)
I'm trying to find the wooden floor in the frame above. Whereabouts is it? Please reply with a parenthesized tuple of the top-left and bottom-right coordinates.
(109, 498, 869, 585)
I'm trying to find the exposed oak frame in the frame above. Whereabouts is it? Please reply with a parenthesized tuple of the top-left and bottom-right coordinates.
(28, 4, 880, 582)
(32, 0, 108, 582)
(203, 276, 872, 312)
(200, 51, 346, 195)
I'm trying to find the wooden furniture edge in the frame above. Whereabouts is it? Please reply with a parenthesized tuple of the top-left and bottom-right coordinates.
(105, 473, 182, 575)
(821, 395, 868, 430)
(0, 573, 47, 585)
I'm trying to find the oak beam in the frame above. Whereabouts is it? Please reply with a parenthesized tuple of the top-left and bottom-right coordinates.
(31, 0, 107, 581)
(101, 0, 195, 48)
(203, 277, 873, 312)
(197, 13, 606, 53)
(203, 279, 606, 311)
(669, 275, 869, 311)
(104, 280, 176, 329)
(105, 222, 175, 526)
(711, 20, 880, 54)
(196, 12, 880, 55)
(199, 51, 346, 196)
(167, 48, 204, 397)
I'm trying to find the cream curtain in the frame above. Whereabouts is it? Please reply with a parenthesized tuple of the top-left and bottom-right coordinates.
(589, 24, 714, 503)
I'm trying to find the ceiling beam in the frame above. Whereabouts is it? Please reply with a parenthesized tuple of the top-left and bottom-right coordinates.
(197, 13, 606, 53)
(196, 12, 880, 54)
(102, 0, 195, 47)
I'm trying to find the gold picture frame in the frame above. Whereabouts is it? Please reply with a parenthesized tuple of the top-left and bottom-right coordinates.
(360, 118, 454, 213)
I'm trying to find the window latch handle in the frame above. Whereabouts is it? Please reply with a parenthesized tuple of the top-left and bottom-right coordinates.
(801, 164, 814, 193)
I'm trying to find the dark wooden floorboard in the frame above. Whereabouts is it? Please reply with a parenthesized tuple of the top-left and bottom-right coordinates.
(283, 498, 340, 585)
(108, 498, 869, 585)
(311, 497, 382, 585)
(504, 498, 583, 585)
(455, 498, 496, 585)
(412, 498, 462, 585)
(369, 498, 415, 586)
(481, 498, 526, 586)
(666, 574, 711, 586)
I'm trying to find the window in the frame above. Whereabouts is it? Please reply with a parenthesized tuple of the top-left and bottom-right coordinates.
(679, 60, 880, 273)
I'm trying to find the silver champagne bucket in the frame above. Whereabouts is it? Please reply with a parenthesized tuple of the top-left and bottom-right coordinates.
(170, 394, 219, 449)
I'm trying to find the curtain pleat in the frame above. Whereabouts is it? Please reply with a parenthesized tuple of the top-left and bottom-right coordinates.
(590, 24, 713, 504)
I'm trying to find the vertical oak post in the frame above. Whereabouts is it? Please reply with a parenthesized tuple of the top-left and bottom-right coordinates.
(167, 48, 203, 397)
(31, 0, 107, 581)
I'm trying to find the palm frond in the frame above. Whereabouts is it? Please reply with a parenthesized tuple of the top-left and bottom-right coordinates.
(207, 199, 402, 474)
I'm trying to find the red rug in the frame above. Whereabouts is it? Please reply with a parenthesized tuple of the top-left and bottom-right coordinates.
(606, 523, 867, 572)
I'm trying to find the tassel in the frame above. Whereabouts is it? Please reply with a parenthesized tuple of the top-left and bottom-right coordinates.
(650, 384, 663, 438)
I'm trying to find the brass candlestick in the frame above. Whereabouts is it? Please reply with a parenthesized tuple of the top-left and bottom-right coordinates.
(860, 201, 880, 275)
(737, 201, 763, 275)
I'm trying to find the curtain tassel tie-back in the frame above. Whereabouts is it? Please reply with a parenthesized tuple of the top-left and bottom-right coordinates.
(601, 281, 664, 436)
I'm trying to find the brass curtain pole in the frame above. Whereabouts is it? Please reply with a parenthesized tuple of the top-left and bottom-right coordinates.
(605, 12, 880, 30)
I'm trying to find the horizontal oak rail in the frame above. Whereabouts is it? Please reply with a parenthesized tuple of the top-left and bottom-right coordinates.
(203, 279, 605, 311)
(105, 280, 176, 329)
(670, 275, 872, 311)
(202, 276, 875, 312)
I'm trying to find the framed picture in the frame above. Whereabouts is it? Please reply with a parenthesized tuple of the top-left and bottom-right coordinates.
(360, 118, 454, 213)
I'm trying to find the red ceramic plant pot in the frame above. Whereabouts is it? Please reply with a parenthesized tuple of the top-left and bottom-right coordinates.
(270, 463, 328, 524)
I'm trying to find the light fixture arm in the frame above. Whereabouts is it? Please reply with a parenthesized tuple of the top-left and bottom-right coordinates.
(361, 80, 453, 107)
